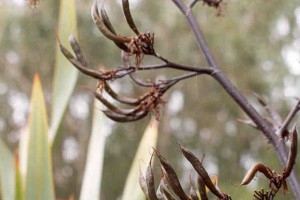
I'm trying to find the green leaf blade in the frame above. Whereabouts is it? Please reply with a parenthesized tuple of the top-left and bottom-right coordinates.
(25, 74, 55, 200)
(0, 139, 15, 200)
(50, 0, 78, 145)
(15, 155, 24, 200)
(79, 101, 108, 200)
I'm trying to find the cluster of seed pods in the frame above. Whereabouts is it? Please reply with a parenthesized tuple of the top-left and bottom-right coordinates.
(139, 143, 232, 200)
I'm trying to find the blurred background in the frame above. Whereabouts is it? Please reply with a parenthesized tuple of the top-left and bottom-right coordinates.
(0, 0, 300, 199)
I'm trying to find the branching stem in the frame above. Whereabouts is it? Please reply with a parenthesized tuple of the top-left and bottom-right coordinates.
(277, 99, 300, 138)
(171, 0, 300, 198)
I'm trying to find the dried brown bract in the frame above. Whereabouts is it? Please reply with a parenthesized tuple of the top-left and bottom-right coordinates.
(202, 0, 223, 16)
(128, 32, 156, 67)
(282, 125, 298, 179)
(155, 149, 190, 200)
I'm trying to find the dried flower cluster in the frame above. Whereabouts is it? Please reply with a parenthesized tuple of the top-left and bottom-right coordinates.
(59, 0, 214, 122)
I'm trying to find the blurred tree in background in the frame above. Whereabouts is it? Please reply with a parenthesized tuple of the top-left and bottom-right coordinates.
(0, 0, 299, 199)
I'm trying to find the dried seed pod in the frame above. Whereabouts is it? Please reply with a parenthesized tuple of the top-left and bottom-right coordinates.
(103, 81, 145, 106)
(122, 0, 140, 35)
(69, 34, 88, 66)
(100, 7, 129, 51)
(240, 163, 274, 185)
(157, 177, 177, 200)
(178, 143, 223, 199)
(162, 187, 177, 200)
(139, 167, 149, 198)
(197, 176, 208, 200)
(59, 42, 104, 79)
(129, 72, 154, 88)
(103, 109, 148, 122)
(155, 150, 190, 200)
(282, 125, 298, 179)
(92, 1, 130, 43)
(146, 158, 159, 200)
(156, 178, 165, 200)
(94, 91, 143, 116)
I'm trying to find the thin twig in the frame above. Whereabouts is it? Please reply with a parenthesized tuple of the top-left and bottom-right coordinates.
(155, 54, 213, 73)
(252, 92, 282, 129)
(277, 99, 300, 138)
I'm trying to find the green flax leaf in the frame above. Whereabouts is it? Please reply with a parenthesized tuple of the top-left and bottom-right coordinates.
(0, 139, 15, 200)
(79, 101, 108, 200)
(49, 0, 78, 145)
(25, 74, 55, 200)
(14, 154, 24, 200)
(122, 118, 159, 200)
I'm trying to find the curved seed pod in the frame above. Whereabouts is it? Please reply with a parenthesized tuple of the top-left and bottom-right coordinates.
(155, 150, 190, 200)
(129, 72, 154, 88)
(122, 0, 140, 35)
(95, 92, 127, 115)
(59, 42, 105, 79)
(69, 34, 88, 66)
(139, 167, 149, 198)
(156, 186, 163, 200)
(103, 109, 148, 122)
(92, 1, 130, 43)
(58, 40, 76, 60)
(240, 163, 274, 185)
(178, 143, 223, 199)
(103, 82, 141, 106)
(94, 92, 144, 116)
(100, 7, 116, 34)
(162, 187, 177, 200)
(282, 125, 298, 179)
(197, 176, 208, 200)
(156, 178, 167, 200)
(146, 158, 159, 200)
(100, 7, 129, 51)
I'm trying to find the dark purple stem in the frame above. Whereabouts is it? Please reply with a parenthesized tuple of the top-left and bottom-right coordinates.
(172, 0, 300, 198)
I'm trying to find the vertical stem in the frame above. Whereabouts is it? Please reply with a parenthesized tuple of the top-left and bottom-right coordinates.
(172, 0, 300, 198)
